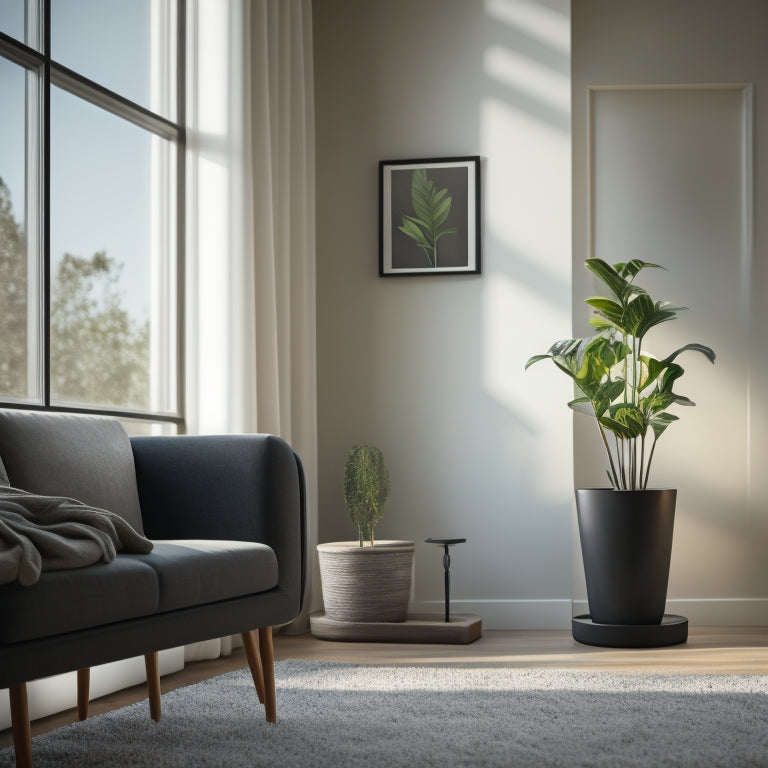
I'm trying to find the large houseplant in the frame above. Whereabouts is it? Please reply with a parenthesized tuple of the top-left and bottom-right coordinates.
(526, 259, 715, 642)
(317, 446, 414, 623)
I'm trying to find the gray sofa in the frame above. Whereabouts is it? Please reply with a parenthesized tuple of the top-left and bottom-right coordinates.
(0, 408, 305, 768)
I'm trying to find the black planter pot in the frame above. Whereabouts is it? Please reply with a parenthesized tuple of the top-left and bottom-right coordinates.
(576, 488, 677, 626)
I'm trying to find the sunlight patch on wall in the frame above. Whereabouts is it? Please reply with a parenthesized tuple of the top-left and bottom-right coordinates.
(484, 46, 569, 115)
(485, 0, 570, 54)
(479, 10, 571, 504)
(480, 97, 570, 283)
(483, 274, 571, 503)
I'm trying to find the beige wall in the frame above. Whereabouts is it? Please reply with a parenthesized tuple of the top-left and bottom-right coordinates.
(314, 0, 768, 628)
(572, 0, 768, 624)
(314, 0, 574, 628)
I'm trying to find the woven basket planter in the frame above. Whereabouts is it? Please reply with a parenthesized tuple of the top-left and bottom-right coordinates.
(317, 541, 415, 623)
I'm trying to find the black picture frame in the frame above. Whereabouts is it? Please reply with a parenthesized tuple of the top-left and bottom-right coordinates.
(379, 156, 481, 277)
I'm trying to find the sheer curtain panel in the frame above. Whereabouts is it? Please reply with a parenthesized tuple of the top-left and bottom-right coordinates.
(185, 0, 317, 656)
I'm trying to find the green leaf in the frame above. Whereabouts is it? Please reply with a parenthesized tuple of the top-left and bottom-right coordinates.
(615, 260, 665, 280)
(600, 403, 646, 439)
(398, 217, 431, 248)
(433, 187, 448, 205)
(623, 293, 655, 337)
(433, 195, 452, 227)
(568, 398, 595, 417)
(399, 169, 457, 265)
(649, 411, 678, 440)
(665, 342, 716, 365)
(411, 192, 432, 225)
(585, 258, 633, 302)
(589, 316, 620, 332)
(598, 416, 640, 439)
(658, 362, 685, 392)
(585, 297, 624, 325)
(640, 391, 676, 416)
(584, 334, 631, 373)
(525, 354, 552, 370)
(434, 227, 457, 243)
(410, 170, 433, 222)
(592, 379, 626, 416)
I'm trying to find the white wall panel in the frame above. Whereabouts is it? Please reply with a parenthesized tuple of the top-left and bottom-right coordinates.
(572, 0, 768, 622)
(582, 85, 757, 602)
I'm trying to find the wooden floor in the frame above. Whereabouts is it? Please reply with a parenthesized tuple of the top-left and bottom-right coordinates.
(2, 627, 766, 749)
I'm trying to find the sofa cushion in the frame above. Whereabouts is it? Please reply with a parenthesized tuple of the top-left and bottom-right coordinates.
(0, 410, 145, 534)
(0, 557, 159, 643)
(121, 540, 278, 612)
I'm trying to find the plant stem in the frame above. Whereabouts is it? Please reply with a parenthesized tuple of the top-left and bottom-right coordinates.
(617, 436, 627, 490)
(597, 421, 620, 489)
(643, 437, 657, 489)
(633, 335, 641, 490)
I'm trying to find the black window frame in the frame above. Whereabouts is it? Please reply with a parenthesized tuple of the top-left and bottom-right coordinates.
(0, 0, 185, 428)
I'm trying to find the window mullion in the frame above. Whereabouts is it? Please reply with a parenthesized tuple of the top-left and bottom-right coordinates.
(24, 61, 43, 403)
(41, 0, 50, 406)
(50, 63, 179, 141)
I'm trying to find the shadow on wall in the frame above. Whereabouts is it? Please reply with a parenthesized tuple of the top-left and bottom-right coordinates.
(378, 0, 575, 605)
(466, 0, 573, 591)
(314, 0, 574, 619)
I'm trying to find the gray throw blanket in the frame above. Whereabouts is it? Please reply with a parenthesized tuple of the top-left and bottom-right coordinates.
(0, 486, 153, 586)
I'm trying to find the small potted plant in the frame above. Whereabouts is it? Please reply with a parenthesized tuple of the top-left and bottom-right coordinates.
(526, 259, 715, 645)
(316, 445, 414, 623)
(344, 443, 390, 546)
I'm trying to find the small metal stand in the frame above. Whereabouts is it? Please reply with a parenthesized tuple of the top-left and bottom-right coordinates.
(424, 538, 466, 622)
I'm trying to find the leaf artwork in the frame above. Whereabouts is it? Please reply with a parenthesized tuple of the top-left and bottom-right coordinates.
(526, 259, 715, 490)
(398, 169, 457, 268)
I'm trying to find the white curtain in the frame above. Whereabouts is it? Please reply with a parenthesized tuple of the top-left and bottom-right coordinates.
(185, 0, 318, 657)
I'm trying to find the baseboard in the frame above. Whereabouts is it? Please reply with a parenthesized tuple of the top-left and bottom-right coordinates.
(571, 598, 768, 627)
(0, 647, 185, 730)
(412, 600, 573, 630)
(414, 598, 768, 631)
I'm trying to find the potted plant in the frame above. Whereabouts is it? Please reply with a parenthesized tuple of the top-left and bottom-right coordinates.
(526, 259, 715, 645)
(316, 445, 414, 623)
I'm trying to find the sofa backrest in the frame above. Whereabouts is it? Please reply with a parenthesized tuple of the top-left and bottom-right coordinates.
(0, 409, 145, 534)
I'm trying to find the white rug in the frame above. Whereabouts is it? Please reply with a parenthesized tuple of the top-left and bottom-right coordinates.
(2, 661, 768, 767)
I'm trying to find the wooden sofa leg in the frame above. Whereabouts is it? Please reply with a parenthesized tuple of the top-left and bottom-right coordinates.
(144, 652, 162, 722)
(258, 627, 276, 723)
(77, 668, 90, 720)
(10, 683, 33, 768)
(241, 629, 266, 703)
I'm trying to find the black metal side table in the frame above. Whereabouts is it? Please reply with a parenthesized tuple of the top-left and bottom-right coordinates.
(424, 538, 466, 622)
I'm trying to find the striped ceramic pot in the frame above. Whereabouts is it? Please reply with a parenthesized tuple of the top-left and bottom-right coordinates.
(317, 540, 415, 623)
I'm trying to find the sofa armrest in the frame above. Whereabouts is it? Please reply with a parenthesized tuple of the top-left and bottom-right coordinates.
(130, 434, 305, 606)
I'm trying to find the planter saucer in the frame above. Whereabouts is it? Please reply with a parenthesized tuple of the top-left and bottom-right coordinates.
(310, 611, 482, 644)
(572, 614, 688, 648)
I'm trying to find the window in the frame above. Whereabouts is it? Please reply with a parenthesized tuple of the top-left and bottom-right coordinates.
(0, 0, 183, 427)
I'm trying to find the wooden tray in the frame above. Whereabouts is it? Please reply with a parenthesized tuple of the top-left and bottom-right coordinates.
(310, 612, 482, 644)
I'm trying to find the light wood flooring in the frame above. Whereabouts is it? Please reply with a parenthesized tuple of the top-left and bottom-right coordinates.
(2, 627, 766, 749)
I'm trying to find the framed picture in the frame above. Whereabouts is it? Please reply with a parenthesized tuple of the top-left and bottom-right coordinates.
(379, 156, 481, 277)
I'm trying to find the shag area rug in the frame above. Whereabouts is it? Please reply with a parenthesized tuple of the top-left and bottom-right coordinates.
(2, 661, 767, 767)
